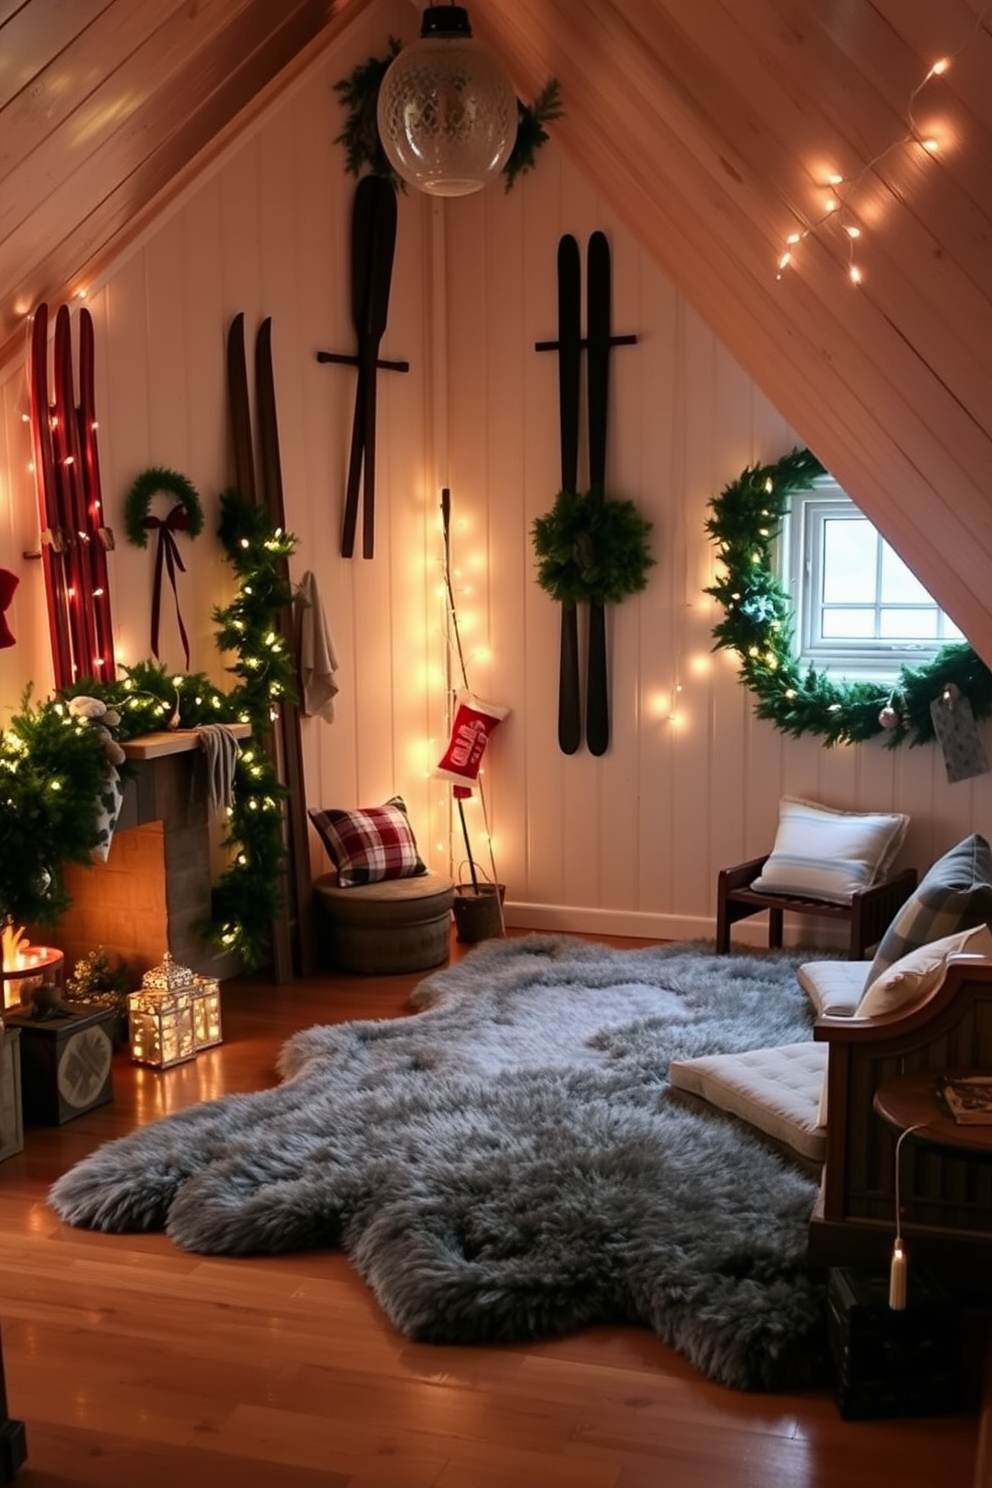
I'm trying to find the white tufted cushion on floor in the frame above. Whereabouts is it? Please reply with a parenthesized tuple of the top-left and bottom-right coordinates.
(797, 960, 872, 1018)
(669, 1043, 827, 1162)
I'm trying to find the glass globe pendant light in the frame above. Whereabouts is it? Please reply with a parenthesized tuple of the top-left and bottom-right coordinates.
(376, 5, 517, 198)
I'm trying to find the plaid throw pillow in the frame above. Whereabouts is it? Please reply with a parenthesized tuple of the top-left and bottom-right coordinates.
(308, 796, 427, 888)
(864, 832, 992, 988)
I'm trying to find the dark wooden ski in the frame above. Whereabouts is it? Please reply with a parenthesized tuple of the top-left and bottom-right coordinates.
(77, 307, 116, 681)
(255, 316, 315, 977)
(227, 311, 293, 985)
(586, 231, 611, 757)
(360, 178, 397, 559)
(557, 233, 582, 755)
(227, 313, 256, 505)
(29, 304, 73, 689)
(341, 175, 398, 559)
(341, 176, 375, 557)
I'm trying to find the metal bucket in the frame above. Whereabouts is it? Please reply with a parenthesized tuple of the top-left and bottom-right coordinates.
(451, 882, 506, 943)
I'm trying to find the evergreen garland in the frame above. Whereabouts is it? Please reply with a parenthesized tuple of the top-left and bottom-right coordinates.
(209, 489, 298, 971)
(532, 487, 654, 606)
(333, 44, 561, 191)
(0, 691, 113, 925)
(704, 448, 992, 747)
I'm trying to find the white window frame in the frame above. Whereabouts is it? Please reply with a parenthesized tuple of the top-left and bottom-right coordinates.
(780, 478, 963, 679)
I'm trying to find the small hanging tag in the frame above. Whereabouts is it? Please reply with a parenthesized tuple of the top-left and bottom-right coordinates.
(929, 683, 990, 783)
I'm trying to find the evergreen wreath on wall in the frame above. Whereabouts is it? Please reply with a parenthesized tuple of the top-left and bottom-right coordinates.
(123, 466, 204, 547)
(532, 488, 654, 605)
(333, 40, 562, 192)
(704, 447, 992, 747)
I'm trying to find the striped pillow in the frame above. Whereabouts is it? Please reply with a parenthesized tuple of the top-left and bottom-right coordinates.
(864, 832, 992, 987)
(750, 796, 909, 906)
(308, 796, 427, 888)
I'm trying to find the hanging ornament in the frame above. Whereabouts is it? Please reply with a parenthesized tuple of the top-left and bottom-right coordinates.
(929, 682, 990, 784)
(878, 696, 901, 729)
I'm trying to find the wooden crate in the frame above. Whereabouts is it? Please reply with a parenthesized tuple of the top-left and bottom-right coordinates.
(4, 1008, 114, 1125)
(0, 1028, 23, 1159)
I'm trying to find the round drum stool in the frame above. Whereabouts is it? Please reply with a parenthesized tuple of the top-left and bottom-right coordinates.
(313, 871, 455, 975)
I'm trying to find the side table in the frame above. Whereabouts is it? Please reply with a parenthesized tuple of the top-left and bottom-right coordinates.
(874, 1070, 992, 1486)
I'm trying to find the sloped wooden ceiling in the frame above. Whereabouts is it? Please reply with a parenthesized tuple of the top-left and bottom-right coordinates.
(2, 0, 991, 662)
(0, 0, 367, 365)
(470, 0, 992, 666)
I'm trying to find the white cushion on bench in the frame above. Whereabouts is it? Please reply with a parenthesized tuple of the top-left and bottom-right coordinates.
(670, 1043, 827, 1162)
(797, 960, 871, 1018)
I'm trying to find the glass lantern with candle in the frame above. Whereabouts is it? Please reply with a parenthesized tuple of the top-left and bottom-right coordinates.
(127, 952, 197, 1069)
(190, 972, 223, 1050)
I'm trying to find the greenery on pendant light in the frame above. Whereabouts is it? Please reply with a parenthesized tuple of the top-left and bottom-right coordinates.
(0, 488, 299, 970)
(704, 447, 992, 747)
(532, 487, 655, 606)
(333, 40, 562, 192)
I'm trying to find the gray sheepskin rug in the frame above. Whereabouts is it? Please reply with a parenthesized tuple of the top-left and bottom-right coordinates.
(50, 934, 829, 1391)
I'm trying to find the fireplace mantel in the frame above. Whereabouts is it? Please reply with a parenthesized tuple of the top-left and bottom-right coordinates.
(53, 726, 251, 981)
(122, 724, 251, 761)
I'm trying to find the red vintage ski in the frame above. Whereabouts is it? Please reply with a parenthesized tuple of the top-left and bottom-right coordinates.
(52, 304, 99, 681)
(76, 307, 116, 680)
(28, 304, 73, 689)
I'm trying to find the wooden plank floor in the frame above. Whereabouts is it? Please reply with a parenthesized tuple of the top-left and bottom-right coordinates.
(0, 930, 982, 1487)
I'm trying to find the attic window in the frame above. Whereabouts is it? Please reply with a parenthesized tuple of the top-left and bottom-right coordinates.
(780, 479, 964, 678)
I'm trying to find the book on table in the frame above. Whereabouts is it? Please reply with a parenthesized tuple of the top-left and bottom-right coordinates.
(936, 1074, 992, 1125)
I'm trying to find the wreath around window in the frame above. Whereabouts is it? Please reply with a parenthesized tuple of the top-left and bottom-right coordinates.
(703, 447, 992, 747)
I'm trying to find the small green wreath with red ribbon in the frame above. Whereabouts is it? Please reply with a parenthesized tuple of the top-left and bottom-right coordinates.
(123, 466, 204, 671)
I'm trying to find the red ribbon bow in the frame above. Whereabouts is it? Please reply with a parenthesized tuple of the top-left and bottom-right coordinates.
(143, 505, 191, 671)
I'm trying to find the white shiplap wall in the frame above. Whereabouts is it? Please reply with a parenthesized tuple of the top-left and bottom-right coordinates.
(1, 0, 990, 949)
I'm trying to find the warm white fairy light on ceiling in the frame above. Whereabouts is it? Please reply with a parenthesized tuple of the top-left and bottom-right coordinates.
(776, 9, 989, 287)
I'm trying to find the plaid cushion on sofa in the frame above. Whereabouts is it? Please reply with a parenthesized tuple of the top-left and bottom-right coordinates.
(864, 832, 992, 988)
(308, 796, 427, 888)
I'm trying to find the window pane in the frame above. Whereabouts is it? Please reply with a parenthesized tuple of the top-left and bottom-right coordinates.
(822, 608, 877, 638)
(880, 609, 937, 639)
(943, 616, 965, 641)
(822, 519, 876, 602)
(880, 546, 930, 604)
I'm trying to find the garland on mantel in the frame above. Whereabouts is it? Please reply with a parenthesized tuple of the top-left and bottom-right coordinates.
(703, 447, 992, 747)
(333, 39, 562, 192)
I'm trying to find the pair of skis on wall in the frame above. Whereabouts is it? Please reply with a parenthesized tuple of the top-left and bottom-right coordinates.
(29, 303, 115, 690)
(556, 231, 616, 757)
(227, 313, 314, 983)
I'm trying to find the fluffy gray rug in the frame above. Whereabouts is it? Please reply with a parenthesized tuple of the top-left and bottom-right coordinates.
(49, 934, 829, 1391)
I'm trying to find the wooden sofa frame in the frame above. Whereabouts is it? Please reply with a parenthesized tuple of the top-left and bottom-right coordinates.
(809, 956, 992, 1289)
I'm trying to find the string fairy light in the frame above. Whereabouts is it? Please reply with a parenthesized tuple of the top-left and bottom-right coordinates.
(776, 8, 990, 287)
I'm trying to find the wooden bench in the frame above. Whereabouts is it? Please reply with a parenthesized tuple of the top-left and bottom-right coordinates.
(716, 855, 917, 959)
